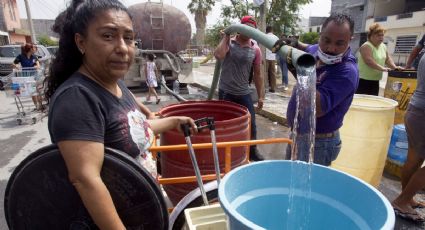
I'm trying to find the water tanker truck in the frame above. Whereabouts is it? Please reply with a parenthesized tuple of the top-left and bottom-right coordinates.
(125, 2, 193, 90)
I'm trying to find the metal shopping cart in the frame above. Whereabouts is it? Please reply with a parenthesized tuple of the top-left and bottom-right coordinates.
(3, 67, 45, 125)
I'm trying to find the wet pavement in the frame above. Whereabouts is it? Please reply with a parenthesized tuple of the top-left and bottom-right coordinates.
(0, 61, 423, 229)
(178, 61, 425, 229)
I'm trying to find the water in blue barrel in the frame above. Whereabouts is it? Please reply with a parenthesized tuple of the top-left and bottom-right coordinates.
(219, 161, 394, 230)
(387, 124, 408, 163)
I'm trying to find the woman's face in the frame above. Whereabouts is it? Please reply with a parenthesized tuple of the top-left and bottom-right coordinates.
(370, 31, 384, 45)
(76, 9, 135, 81)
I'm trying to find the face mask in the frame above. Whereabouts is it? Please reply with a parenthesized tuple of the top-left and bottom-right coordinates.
(317, 46, 344, 65)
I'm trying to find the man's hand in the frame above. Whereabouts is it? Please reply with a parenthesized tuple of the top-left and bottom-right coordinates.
(256, 98, 264, 110)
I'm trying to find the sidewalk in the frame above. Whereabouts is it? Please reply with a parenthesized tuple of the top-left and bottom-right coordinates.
(187, 62, 424, 229)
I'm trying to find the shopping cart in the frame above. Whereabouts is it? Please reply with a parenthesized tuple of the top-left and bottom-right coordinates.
(3, 67, 45, 125)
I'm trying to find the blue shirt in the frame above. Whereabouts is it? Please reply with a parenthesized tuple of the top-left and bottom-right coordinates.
(13, 54, 38, 68)
(286, 44, 359, 133)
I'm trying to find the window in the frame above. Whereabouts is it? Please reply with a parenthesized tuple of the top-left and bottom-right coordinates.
(374, 16, 387, 22)
(0, 47, 21, 58)
(394, 35, 418, 54)
(397, 13, 413, 20)
(316, 27, 320, 33)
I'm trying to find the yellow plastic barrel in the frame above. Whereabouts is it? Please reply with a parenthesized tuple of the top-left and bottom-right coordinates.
(383, 70, 417, 124)
(331, 95, 398, 187)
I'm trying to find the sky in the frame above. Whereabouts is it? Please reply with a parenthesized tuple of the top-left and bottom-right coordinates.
(17, 0, 331, 30)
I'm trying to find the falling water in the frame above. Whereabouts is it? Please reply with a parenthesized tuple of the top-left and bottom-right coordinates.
(286, 66, 316, 229)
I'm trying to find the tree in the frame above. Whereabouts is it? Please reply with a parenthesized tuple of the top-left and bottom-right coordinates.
(204, 19, 231, 48)
(188, 0, 215, 46)
(37, 35, 58, 46)
(220, 0, 312, 36)
(299, 32, 319, 44)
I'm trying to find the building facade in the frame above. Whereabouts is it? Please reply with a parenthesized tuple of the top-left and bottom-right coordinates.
(331, 0, 425, 65)
(0, 0, 30, 45)
(20, 19, 58, 40)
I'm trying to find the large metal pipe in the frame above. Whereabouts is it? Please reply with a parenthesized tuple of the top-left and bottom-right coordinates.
(207, 24, 316, 99)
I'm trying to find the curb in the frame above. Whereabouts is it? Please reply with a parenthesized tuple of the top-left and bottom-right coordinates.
(190, 83, 289, 127)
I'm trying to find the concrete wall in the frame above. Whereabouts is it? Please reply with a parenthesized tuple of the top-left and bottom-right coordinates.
(2, 0, 21, 32)
(9, 33, 27, 44)
(366, 10, 425, 30)
(373, 0, 405, 17)
(20, 19, 57, 39)
(331, 0, 367, 54)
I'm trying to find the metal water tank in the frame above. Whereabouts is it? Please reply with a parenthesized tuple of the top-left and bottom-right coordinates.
(128, 2, 192, 54)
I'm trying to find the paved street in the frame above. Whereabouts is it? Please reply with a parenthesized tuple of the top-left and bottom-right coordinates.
(0, 62, 423, 229)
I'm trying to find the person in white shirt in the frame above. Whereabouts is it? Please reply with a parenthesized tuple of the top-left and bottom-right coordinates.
(265, 26, 279, 93)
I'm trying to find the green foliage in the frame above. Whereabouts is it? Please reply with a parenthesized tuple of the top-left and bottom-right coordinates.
(221, 1, 258, 20)
(299, 32, 319, 44)
(220, 0, 312, 36)
(187, 0, 215, 14)
(37, 35, 58, 46)
(188, 0, 216, 45)
(204, 19, 231, 47)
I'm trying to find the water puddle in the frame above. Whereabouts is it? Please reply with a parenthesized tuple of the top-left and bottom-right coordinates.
(287, 66, 316, 229)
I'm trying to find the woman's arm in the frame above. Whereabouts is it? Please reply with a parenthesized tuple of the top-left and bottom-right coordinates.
(147, 116, 197, 135)
(58, 140, 125, 230)
(34, 59, 40, 69)
(131, 92, 156, 119)
(359, 45, 389, 71)
(385, 50, 402, 70)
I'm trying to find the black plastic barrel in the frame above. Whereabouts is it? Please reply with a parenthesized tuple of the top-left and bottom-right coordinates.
(4, 145, 168, 230)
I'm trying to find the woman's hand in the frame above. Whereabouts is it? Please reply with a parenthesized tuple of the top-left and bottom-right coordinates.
(174, 116, 198, 135)
(147, 116, 198, 135)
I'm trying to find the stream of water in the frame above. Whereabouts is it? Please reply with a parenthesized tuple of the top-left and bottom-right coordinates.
(286, 66, 316, 229)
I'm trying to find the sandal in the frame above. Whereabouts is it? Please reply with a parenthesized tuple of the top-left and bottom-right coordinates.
(412, 202, 425, 209)
(394, 207, 425, 223)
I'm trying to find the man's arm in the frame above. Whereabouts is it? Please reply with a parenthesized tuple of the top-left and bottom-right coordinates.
(406, 46, 422, 69)
(294, 40, 309, 51)
(252, 63, 264, 109)
(214, 33, 230, 60)
(406, 35, 424, 69)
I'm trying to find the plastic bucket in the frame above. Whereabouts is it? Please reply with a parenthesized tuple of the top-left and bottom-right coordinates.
(331, 94, 397, 187)
(158, 100, 250, 205)
(384, 124, 408, 178)
(383, 70, 417, 124)
(387, 124, 408, 163)
(218, 161, 394, 230)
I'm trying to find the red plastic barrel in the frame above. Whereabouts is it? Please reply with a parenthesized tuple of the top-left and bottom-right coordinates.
(158, 100, 250, 205)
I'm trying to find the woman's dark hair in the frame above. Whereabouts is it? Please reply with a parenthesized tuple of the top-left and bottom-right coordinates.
(147, 53, 155, 62)
(44, 0, 131, 103)
(21, 43, 34, 55)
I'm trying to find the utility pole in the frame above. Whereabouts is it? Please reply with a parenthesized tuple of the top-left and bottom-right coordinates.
(259, 0, 267, 95)
(24, 0, 37, 43)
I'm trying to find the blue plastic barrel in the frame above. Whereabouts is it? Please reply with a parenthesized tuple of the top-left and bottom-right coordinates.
(387, 124, 408, 163)
(219, 161, 394, 230)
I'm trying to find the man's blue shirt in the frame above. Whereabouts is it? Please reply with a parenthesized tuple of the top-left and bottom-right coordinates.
(286, 44, 359, 133)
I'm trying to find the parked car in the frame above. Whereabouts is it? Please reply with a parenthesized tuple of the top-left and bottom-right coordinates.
(46, 46, 59, 58)
(0, 44, 52, 76)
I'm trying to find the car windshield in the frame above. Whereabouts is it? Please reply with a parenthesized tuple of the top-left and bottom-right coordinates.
(0, 47, 21, 58)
